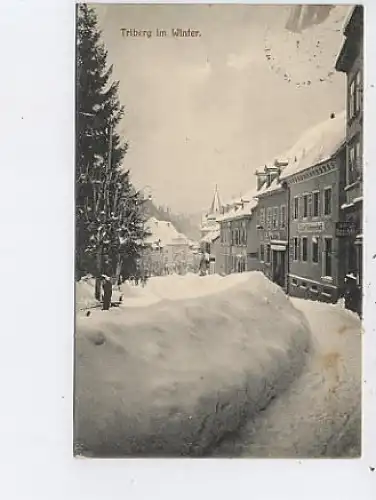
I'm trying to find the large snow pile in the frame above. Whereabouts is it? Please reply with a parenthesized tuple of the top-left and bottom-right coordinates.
(119, 272, 250, 308)
(74, 272, 312, 457)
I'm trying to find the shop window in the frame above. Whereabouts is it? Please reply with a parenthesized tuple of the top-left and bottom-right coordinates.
(312, 191, 320, 217)
(312, 237, 319, 263)
(301, 237, 308, 262)
(324, 187, 332, 216)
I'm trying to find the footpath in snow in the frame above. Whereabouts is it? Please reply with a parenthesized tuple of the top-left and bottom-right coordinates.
(213, 298, 361, 458)
(74, 272, 311, 457)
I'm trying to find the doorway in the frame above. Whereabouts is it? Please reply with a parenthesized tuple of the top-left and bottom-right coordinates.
(272, 249, 286, 289)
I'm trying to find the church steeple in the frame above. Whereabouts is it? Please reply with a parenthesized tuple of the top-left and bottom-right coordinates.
(209, 184, 222, 215)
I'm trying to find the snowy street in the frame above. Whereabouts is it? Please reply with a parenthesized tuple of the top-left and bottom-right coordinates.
(214, 297, 361, 457)
(75, 272, 361, 457)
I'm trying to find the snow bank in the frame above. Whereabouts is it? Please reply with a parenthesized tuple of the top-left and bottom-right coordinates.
(119, 272, 250, 308)
(76, 277, 122, 311)
(76, 277, 98, 310)
(74, 272, 312, 457)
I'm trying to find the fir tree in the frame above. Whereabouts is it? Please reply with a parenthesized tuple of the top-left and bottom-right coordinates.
(76, 4, 147, 296)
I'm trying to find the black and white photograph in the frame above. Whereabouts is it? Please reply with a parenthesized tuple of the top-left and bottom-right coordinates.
(74, 3, 363, 458)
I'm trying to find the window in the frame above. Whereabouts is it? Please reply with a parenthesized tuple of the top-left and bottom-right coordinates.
(355, 71, 362, 114)
(348, 137, 362, 186)
(265, 244, 271, 264)
(349, 79, 355, 119)
(260, 208, 265, 225)
(266, 208, 272, 229)
(259, 244, 265, 262)
(293, 197, 299, 220)
(323, 238, 333, 277)
(301, 237, 308, 262)
(324, 187, 332, 216)
(312, 191, 320, 217)
(280, 205, 286, 228)
(303, 194, 309, 218)
(292, 278, 298, 287)
(293, 237, 299, 261)
(272, 207, 279, 229)
(312, 237, 319, 263)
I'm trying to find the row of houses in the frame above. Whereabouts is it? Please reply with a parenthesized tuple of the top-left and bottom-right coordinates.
(143, 217, 200, 275)
(200, 5, 363, 304)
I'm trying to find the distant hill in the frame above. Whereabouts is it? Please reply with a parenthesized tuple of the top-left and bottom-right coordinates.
(143, 200, 202, 242)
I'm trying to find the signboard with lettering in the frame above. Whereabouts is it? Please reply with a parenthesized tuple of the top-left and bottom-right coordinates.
(335, 221, 357, 237)
(297, 222, 325, 233)
(264, 231, 281, 241)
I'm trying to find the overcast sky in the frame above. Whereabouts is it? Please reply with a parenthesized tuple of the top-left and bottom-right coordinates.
(92, 3, 349, 214)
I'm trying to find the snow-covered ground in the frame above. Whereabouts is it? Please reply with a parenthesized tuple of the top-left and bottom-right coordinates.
(75, 272, 361, 457)
(213, 298, 361, 457)
(74, 272, 311, 457)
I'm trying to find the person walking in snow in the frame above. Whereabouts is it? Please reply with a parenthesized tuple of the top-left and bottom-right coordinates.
(102, 275, 112, 311)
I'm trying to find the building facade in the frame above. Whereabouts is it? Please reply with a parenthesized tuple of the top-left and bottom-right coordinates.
(144, 217, 193, 275)
(282, 141, 346, 303)
(217, 190, 259, 275)
(255, 176, 288, 289)
(335, 5, 363, 287)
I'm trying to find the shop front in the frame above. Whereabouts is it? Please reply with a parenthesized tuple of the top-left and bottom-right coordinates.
(270, 240, 288, 289)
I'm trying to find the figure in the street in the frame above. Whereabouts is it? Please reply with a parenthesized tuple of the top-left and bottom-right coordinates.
(344, 273, 361, 317)
(102, 275, 112, 311)
(199, 251, 209, 276)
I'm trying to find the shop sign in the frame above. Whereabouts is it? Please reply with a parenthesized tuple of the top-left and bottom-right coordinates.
(264, 231, 281, 241)
(335, 221, 357, 237)
(297, 222, 325, 233)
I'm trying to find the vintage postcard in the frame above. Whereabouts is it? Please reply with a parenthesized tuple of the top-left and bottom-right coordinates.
(74, 3, 363, 458)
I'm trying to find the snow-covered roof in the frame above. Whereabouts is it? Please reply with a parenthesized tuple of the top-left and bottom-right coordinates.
(201, 230, 220, 244)
(280, 111, 346, 180)
(218, 198, 257, 222)
(145, 217, 189, 247)
(255, 177, 283, 198)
